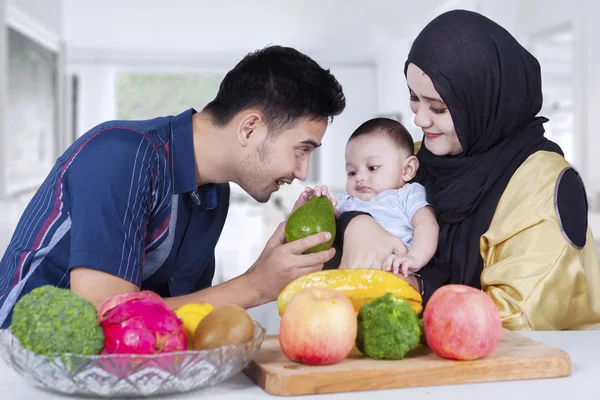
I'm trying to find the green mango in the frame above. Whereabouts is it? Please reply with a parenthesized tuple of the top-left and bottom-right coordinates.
(284, 195, 336, 254)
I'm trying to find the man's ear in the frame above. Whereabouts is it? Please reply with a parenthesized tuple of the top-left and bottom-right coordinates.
(402, 155, 419, 182)
(236, 111, 264, 147)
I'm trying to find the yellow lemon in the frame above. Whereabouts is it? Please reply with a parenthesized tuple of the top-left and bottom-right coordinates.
(175, 303, 214, 349)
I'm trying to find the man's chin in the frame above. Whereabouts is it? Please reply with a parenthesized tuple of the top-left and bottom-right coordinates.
(248, 190, 271, 203)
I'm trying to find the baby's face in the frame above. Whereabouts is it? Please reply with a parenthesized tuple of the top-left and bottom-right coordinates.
(344, 134, 408, 201)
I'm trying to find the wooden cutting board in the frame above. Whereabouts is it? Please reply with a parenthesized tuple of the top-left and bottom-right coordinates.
(243, 329, 570, 396)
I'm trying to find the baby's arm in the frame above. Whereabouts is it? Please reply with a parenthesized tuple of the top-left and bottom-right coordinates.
(390, 206, 439, 277)
(407, 206, 438, 268)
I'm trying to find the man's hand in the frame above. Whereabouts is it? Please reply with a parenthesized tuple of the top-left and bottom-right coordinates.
(245, 221, 336, 303)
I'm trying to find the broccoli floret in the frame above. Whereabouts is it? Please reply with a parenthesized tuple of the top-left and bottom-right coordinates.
(11, 285, 104, 356)
(356, 292, 421, 360)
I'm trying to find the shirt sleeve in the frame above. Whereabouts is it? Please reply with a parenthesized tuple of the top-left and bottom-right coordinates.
(64, 128, 157, 287)
(401, 183, 430, 223)
(335, 191, 350, 213)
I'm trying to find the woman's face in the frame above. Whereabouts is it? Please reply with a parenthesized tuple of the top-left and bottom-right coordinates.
(406, 63, 464, 156)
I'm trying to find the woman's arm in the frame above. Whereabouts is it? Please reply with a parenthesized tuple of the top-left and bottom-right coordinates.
(481, 219, 600, 330)
(479, 156, 600, 330)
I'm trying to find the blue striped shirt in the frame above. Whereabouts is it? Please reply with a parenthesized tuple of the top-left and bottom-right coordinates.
(0, 108, 229, 328)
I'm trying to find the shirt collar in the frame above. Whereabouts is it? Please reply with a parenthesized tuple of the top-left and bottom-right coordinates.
(169, 108, 219, 210)
(170, 108, 197, 195)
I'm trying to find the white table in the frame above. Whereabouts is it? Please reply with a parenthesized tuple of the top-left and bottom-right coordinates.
(1, 331, 598, 400)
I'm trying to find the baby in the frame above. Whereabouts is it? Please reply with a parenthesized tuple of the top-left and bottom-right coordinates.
(335, 117, 439, 277)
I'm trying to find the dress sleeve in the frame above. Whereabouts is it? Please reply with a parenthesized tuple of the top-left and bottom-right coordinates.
(479, 154, 600, 330)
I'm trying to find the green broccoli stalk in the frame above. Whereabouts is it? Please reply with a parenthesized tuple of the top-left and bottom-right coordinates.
(356, 292, 421, 360)
(11, 285, 104, 357)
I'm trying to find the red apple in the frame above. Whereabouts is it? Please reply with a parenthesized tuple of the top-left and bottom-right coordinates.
(423, 284, 502, 361)
(279, 287, 357, 365)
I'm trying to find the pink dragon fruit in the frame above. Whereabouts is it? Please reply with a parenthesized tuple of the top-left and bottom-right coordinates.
(97, 291, 187, 355)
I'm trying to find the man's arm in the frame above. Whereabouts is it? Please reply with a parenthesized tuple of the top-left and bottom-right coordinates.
(70, 268, 140, 308)
(71, 222, 336, 310)
(70, 267, 266, 310)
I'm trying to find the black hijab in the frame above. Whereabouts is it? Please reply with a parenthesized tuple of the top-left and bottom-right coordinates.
(406, 10, 563, 302)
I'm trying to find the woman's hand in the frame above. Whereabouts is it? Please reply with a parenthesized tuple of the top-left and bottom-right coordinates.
(339, 215, 408, 270)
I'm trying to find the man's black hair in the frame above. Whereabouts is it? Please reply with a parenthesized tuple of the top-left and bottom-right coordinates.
(203, 45, 346, 136)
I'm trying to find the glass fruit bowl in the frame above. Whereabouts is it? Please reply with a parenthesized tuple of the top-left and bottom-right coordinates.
(0, 320, 265, 398)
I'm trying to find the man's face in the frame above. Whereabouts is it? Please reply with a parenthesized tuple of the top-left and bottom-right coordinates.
(237, 117, 327, 203)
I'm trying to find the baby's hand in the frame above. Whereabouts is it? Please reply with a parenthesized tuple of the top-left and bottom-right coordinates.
(303, 185, 338, 209)
(305, 185, 336, 203)
(291, 185, 338, 215)
(384, 254, 424, 278)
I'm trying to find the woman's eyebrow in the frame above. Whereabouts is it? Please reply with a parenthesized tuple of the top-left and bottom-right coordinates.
(408, 86, 445, 104)
(422, 95, 445, 104)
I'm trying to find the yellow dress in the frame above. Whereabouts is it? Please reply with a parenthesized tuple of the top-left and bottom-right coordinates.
(480, 151, 600, 330)
(414, 141, 600, 330)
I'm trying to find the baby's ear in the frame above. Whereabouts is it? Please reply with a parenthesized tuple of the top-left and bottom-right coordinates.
(402, 155, 419, 182)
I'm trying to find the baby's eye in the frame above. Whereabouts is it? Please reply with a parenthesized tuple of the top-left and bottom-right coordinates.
(347, 171, 356, 177)
(368, 165, 379, 171)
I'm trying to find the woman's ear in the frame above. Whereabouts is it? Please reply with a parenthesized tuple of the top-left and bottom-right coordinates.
(402, 155, 419, 182)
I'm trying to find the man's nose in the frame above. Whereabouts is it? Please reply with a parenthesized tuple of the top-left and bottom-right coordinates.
(293, 159, 309, 181)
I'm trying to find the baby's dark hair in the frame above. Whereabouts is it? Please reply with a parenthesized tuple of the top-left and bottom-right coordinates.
(348, 118, 414, 154)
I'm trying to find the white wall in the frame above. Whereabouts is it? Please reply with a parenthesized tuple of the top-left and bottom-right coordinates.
(67, 64, 117, 137)
(319, 64, 377, 193)
(0, 0, 65, 252)
(520, 0, 573, 35)
(375, 38, 414, 136)
(0, 0, 6, 201)
(576, 1, 600, 208)
(62, 0, 446, 67)
(6, 0, 62, 34)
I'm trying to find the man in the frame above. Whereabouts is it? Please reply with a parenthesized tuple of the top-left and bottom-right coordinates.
(0, 45, 346, 328)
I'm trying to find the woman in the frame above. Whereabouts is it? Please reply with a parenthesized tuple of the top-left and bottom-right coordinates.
(335, 10, 600, 330)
